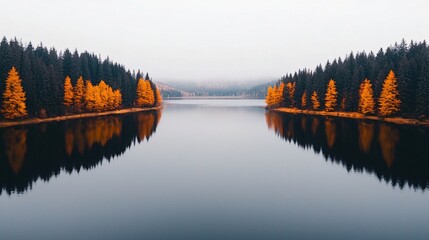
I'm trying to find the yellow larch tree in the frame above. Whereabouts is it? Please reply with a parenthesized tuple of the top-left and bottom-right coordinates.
(135, 78, 146, 107)
(84, 80, 96, 112)
(311, 91, 320, 110)
(156, 88, 163, 106)
(73, 76, 85, 112)
(98, 80, 109, 111)
(276, 82, 285, 105)
(145, 80, 155, 106)
(272, 85, 279, 105)
(301, 91, 307, 109)
(1, 67, 28, 119)
(63, 76, 74, 113)
(358, 79, 375, 114)
(113, 89, 122, 109)
(324, 79, 338, 112)
(378, 70, 401, 117)
(265, 86, 275, 106)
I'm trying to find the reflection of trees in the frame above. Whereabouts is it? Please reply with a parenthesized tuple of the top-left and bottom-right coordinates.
(324, 118, 336, 148)
(265, 111, 429, 190)
(0, 110, 162, 195)
(2, 128, 27, 174)
(65, 117, 122, 155)
(358, 122, 375, 153)
(378, 124, 399, 168)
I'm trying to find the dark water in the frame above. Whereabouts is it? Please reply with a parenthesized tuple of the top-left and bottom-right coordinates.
(0, 99, 428, 239)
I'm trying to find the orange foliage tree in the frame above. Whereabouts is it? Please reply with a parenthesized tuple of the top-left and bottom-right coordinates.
(324, 79, 338, 112)
(311, 91, 320, 110)
(1, 67, 28, 119)
(73, 77, 85, 112)
(358, 79, 375, 114)
(301, 91, 307, 109)
(135, 78, 155, 107)
(63, 76, 74, 113)
(265, 86, 275, 106)
(156, 88, 163, 106)
(378, 70, 401, 117)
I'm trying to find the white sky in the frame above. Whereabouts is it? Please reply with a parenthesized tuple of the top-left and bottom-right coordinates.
(1, 0, 428, 82)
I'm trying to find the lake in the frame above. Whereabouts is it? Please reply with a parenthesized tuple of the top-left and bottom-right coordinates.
(0, 99, 428, 239)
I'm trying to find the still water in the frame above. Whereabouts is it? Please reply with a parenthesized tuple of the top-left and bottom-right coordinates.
(0, 99, 428, 239)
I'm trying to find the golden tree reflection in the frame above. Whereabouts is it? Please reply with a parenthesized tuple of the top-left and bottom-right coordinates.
(136, 112, 155, 142)
(378, 123, 400, 167)
(65, 117, 122, 155)
(311, 117, 319, 136)
(3, 128, 27, 174)
(358, 121, 375, 153)
(324, 118, 336, 148)
(265, 111, 284, 138)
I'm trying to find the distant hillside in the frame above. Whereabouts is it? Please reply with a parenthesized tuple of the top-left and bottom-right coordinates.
(158, 80, 273, 98)
(244, 81, 276, 98)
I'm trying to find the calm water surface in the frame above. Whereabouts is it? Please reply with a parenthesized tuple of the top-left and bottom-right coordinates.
(0, 99, 428, 239)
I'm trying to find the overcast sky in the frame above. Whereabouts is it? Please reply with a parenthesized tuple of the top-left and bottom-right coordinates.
(1, 0, 428, 82)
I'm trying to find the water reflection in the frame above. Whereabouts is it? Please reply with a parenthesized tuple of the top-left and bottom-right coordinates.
(266, 111, 429, 190)
(0, 110, 162, 195)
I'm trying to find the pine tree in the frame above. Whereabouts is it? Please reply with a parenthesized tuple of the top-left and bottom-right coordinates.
(73, 76, 85, 112)
(1, 67, 28, 119)
(358, 79, 375, 114)
(301, 91, 307, 109)
(324, 79, 338, 112)
(286, 82, 296, 107)
(378, 70, 401, 117)
(63, 76, 74, 113)
(311, 91, 320, 110)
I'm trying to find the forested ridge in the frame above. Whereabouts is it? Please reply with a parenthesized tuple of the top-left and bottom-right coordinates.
(0, 37, 161, 120)
(266, 40, 429, 118)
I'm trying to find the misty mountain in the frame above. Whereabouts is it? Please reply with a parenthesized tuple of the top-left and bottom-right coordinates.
(156, 80, 274, 98)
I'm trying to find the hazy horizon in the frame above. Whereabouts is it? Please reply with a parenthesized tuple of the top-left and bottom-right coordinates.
(1, 0, 429, 83)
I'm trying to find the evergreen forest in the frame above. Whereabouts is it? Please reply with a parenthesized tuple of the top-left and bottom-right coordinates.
(266, 40, 429, 118)
(0, 37, 161, 120)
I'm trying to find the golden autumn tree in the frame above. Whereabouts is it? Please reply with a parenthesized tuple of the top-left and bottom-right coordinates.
(98, 80, 109, 111)
(63, 76, 74, 113)
(113, 89, 122, 109)
(156, 88, 163, 106)
(265, 86, 275, 106)
(276, 82, 285, 105)
(301, 91, 307, 109)
(358, 79, 375, 114)
(272, 85, 279, 105)
(286, 82, 296, 107)
(73, 76, 85, 112)
(1, 67, 28, 119)
(84, 80, 96, 112)
(378, 70, 401, 117)
(145, 80, 155, 106)
(324, 79, 338, 112)
(135, 79, 155, 107)
(311, 91, 320, 110)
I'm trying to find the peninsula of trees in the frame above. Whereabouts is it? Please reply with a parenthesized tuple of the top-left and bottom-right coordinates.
(0, 37, 162, 122)
(266, 40, 429, 120)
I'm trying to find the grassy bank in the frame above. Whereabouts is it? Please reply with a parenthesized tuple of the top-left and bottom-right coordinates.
(0, 106, 163, 128)
(272, 107, 429, 126)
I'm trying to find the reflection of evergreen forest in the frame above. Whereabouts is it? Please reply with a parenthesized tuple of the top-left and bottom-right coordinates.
(0, 110, 161, 195)
(266, 111, 429, 190)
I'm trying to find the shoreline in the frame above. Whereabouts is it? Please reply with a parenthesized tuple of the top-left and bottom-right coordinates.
(0, 106, 163, 128)
(271, 107, 429, 126)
